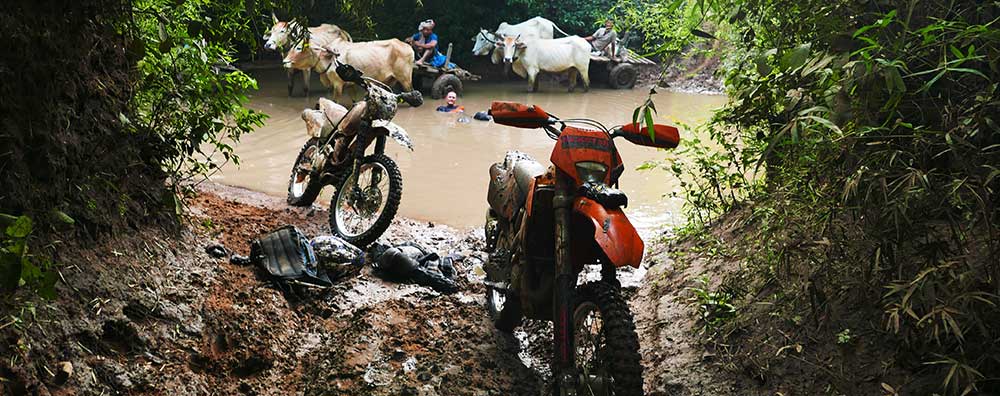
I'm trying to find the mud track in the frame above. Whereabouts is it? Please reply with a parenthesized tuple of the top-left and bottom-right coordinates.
(2, 182, 739, 396)
(1, 183, 542, 395)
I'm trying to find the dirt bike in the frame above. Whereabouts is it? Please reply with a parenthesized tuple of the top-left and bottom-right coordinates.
(482, 101, 680, 396)
(286, 62, 423, 247)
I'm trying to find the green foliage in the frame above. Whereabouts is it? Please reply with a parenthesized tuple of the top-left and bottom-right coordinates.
(128, 0, 267, 192)
(632, 87, 659, 140)
(835, 328, 852, 344)
(508, 0, 616, 33)
(689, 275, 737, 333)
(632, 0, 1000, 393)
(1, 216, 57, 300)
(611, 0, 713, 55)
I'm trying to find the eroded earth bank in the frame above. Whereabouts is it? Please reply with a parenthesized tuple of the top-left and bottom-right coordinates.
(1, 183, 731, 396)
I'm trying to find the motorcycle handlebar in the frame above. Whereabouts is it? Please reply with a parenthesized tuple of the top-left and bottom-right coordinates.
(397, 90, 424, 107)
(488, 101, 556, 129)
(335, 63, 365, 86)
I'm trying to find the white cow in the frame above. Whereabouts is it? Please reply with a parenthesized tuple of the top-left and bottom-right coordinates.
(263, 14, 352, 96)
(283, 37, 415, 99)
(496, 34, 591, 92)
(472, 17, 570, 64)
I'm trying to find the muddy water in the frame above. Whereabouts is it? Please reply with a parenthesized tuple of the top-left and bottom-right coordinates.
(212, 69, 727, 236)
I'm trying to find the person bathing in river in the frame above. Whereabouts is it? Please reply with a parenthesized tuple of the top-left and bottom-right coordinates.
(436, 91, 464, 113)
(585, 18, 618, 58)
(406, 20, 439, 65)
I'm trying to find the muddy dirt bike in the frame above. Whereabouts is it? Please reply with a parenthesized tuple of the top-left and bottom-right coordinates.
(482, 101, 680, 396)
(286, 62, 423, 247)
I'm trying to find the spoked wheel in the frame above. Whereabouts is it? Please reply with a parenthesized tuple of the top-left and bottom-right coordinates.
(329, 154, 402, 247)
(569, 281, 644, 396)
(287, 138, 325, 206)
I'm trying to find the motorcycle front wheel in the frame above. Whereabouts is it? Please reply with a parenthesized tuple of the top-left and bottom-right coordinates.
(287, 138, 325, 206)
(329, 153, 402, 247)
(568, 281, 644, 396)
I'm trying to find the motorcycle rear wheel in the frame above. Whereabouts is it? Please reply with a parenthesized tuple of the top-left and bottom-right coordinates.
(329, 154, 402, 247)
(287, 138, 325, 207)
(567, 281, 644, 396)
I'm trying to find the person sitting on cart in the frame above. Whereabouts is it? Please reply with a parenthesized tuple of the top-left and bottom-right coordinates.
(436, 91, 464, 113)
(406, 20, 439, 65)
(585, 18, 618, 58)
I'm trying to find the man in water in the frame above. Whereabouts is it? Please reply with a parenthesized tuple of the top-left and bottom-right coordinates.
(436, 91, 463, 113)
(585, 19, 618, 58)
(406, 20, 439, 65)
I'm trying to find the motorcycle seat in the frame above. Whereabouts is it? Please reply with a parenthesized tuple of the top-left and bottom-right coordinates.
(337, 100, 368, 136)
(318, 98, 349, 133)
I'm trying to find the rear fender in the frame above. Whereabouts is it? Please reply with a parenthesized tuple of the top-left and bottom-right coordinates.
(573, 197, 643, 268)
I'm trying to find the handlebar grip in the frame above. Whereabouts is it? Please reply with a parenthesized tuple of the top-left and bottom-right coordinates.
(398, 91, 424, 107)
(335, 63, 365, 84)
(489, 101, 554, 129)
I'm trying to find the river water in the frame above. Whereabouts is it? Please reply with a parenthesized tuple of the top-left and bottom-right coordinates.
(211, 69, 727, 237)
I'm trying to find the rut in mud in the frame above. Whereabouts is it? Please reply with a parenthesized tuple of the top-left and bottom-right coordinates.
(2, 182, 740, 395)
(1, 183, 544, 395)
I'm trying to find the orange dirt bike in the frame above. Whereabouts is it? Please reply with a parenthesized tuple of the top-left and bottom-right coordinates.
(483, 101, 680, 396)
(286, 62, 423, 247)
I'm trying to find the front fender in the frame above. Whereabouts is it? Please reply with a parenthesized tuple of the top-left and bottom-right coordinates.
(573, 197, 643, 268)
(371, 120, 413, 151)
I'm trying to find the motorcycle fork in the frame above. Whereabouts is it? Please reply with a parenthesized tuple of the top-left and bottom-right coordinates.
(366, 135, 387, 189)
(552, 172, 577, 390)
(346, 133, 386, 190)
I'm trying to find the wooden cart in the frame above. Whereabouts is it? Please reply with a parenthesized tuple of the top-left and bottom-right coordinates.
(412, 43, 482, 99)
(589, 49, 657, 89)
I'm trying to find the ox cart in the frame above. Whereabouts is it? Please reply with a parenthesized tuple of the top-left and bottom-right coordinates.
(589, 49, 657, 89)
(412, 43, 482, 99)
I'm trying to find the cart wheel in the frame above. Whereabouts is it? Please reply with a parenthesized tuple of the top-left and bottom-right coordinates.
(608, 63, 638, 89)
(431, 74, 463, 99)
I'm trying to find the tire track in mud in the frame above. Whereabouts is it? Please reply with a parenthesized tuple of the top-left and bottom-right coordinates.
(190, 183, 546, 396)
(1, 182, 544, 396)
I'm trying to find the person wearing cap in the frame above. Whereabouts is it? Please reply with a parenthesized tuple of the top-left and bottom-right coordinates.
(406, 19, 439, 65)
(585, 19, 618, 57)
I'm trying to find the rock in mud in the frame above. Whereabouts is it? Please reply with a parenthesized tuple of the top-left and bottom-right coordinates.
(54, 361, 73, 385)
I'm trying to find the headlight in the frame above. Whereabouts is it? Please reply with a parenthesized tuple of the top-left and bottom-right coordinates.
(574, 161, 608, 184)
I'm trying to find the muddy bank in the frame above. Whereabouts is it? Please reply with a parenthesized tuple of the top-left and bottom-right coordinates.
(631, 234, 740, 396)
(0, 182, 541, 395)
(646, 42, 725, 95)
(632, 211, 929, 396)
(1, 181, 745, 396)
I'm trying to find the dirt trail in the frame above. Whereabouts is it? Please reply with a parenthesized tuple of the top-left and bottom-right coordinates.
(631, 239, 740, 396)
(1, 183, 541, 396)
(1, 182, 739, 396)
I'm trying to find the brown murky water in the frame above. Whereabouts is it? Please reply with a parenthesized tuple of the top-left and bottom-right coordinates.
(211, 69, 728, 236)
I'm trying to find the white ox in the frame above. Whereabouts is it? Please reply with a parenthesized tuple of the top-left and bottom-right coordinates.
(496, 35, 591, 92)
(472, 17, 569, 64)
(283, 37, 415, 99)
(263, 15, 352, 96)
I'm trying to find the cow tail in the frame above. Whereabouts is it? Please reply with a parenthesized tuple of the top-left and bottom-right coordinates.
(552, 22, 571, 37)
